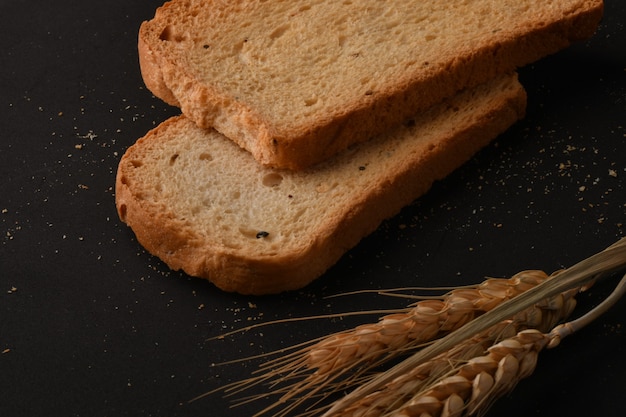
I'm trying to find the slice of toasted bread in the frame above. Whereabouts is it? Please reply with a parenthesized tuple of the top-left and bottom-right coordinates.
(115, 73, 526, 294)
(138, 0, 601, 169)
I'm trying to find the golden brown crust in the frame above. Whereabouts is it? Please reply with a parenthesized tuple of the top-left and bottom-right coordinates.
(137, 0, 601, 170)
(137, 22, 180, 107)
(116, 75, 526, 295)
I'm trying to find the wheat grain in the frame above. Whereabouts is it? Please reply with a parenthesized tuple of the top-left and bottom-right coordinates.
(335, 284, 579, 417)
(204, 239, 626, 417)
(325, 238, 626, 417)
(306, 270, 555, 374)
(213, 270, 581, 417)
(392, 329, 551, 417)
(339, 329, 551, 417)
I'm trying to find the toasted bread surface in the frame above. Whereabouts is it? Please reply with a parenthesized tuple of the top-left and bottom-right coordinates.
(115, 74, 526, 294)
(138, 0, 601, 169)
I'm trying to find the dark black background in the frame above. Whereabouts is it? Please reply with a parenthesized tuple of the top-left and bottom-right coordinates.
(1, 1, 625, 416)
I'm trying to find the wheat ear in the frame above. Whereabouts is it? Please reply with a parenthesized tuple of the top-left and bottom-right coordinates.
(347, 272, 626, 417)
(324, 238, 626, 416)
(323, 282, 580, 417)
(307, 270, 554, 375)
(211, 270, 580, 417)
(391, 328, 551, 417)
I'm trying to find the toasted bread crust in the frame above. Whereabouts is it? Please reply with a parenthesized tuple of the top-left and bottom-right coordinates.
(116, 75, 526, 294)
(138, 0, 601, 170)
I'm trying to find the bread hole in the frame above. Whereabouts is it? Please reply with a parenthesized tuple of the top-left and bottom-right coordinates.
(169, 154, 179, 166)
(269, 24, 290, 40)
(159, 26, 186, 42)
(335, 14, 348, 26)
(199, 152, 213, 161)
(159, 26, 173, 41)
(385, 20, 401, 30)
(119, 175, 128, 185)
(130, 160, 143, 168)
(231, 191, 241, 199)
(262, 173, 283, 187)
(316, 182, 338, 193)
(222, 241, 242, 250)
(118, 204, 127, 221)
(304, 97, 318, 107)
(425, 34, 437, 41)
(292, 208, 307, 222)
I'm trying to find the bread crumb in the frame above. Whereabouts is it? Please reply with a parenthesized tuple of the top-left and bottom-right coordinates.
(7, 287, 17, 294)
(2, 349, 10, 354)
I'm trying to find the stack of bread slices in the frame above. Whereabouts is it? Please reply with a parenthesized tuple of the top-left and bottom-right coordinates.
(116, 0, 603, 295)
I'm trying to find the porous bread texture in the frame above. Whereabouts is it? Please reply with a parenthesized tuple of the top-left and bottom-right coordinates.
(138, 0, 602, 170)
(116, 74, 526, 295)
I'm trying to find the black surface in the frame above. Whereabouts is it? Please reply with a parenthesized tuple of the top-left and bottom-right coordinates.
(1, 1, 625, 416)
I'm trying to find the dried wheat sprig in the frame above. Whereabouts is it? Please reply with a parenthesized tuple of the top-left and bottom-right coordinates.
(336, 320, 519, 417)
(323, 238, 626, 416)
(306, 269, 555, 375)
(209, 270, 581, 417)
(203, 239, 626, 417)
(389, 328, 551, 417)
(331, 283, 580, 417)
(346, 272, 626, 417)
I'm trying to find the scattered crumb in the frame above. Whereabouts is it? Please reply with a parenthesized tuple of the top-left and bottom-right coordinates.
(7, 287, 17, 294)
(2, 349, 10, 354)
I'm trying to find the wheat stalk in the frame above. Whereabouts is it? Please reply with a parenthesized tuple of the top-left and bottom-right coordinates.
(307, 270, 556, 375)
(323, 238, 626, 416)
(301, 283, 580, 417)
(211, 271, 580, 417)
(390, 328, 551, 417)
(205, 238, 626, 417)
(345, 271, 626, 417)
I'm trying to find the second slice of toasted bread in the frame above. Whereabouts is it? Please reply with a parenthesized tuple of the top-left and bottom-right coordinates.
(116, 74, 526, 294)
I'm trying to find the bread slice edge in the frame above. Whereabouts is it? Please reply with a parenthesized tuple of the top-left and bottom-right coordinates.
(137, 0, 600, 170)
(115, 73, 526, 295)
